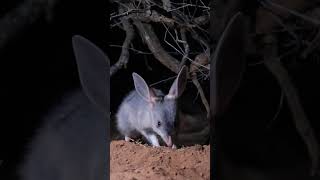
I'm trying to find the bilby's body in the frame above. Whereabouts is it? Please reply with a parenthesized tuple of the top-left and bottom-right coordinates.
(116, 67, 187, 148)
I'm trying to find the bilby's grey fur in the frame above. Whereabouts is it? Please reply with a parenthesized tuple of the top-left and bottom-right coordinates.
(19, 35, 109, 180)
(116, 67, 187, 147)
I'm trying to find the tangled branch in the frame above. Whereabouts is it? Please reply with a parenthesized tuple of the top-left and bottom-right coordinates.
(110, 0, 210, 116)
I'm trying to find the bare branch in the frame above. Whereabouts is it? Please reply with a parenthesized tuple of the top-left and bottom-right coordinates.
(265, 10, 299, 41)
(161, 0, 172, 11)
(191, 75, 210, 118)
(266, 90, 284, 129)
(110, 16, 135, 76)
(131, 10, 175, 26)
(189, 30, 210, 53)
(179, 28, 189, 68)
(261, 0, 320, 26)
(262, 35, 320, 176)
(301, 29, 320, 59)
(189, 53, 210, 118)
(193, 15, 210, 26)
(133, 20, 180, 73)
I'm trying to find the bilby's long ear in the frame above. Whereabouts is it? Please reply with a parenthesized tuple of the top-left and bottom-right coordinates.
(72, 35, 110, 113)
(211, 12, 248, 116)
(132, 72, 158, 105)
(166, 65, 188, 99)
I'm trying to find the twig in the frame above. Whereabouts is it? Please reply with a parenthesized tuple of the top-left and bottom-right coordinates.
(161, 0, 172, 11)
(162, 23, 184, 56)
(133, 20, 180, 73)
(261, 0, 320, 26)
(191, 74, 210, 118)
(110, 8, 144, 21)
(110, 14, 135, 76)
(130, 10, 175, 26)
(189, 29, 210, 54)
(302, 28, 320, 59)
(263, 35, 319, 176)
(193, 15, 210, 26)
(265, 9, 299, 41)
(109, 44, 153, 55)
(179, 28, 189, 68)
(168, 3, 210, 12)
(266, 89, 284, 129)
(189, 53, 210, 74)
(149, 75, 177, 87)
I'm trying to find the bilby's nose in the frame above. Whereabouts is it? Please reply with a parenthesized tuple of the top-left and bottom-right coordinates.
(165, 135, 172, 147)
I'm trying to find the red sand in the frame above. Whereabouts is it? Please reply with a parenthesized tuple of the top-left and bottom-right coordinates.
(110, 140, 210, 180)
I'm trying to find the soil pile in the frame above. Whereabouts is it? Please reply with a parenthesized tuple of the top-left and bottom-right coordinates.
(110, 140, 210, 180)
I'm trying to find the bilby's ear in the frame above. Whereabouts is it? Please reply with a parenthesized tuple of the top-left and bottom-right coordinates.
(72, 35, 110, 113)
(211, 12, 248, 116)
(165, 66, 188, 99)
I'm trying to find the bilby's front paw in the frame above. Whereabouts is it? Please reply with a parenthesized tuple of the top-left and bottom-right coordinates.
(172, 144, 177, 149)
(152, 144, 160, 148)
(125, 136, 134, 142)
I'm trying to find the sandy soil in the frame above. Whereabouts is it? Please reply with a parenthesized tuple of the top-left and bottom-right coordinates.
(110, 140, 210, 180)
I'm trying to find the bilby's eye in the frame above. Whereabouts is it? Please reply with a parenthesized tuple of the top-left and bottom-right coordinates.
(157, 121, 161, 127)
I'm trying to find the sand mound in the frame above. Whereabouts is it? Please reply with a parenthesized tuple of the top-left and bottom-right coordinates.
(110, 140, 210, 180)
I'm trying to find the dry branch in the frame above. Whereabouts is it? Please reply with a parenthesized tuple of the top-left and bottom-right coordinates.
(179, 28, 189, 68)
(110, 12, 135, 76)
(262, 0, 320, 26)
(133, 20, 180, 73)
(262, 35, 319, 176)
(129, 10, 175, 26)
(110, 0, 210, 75)
(191, 76, 210, 118)
(302, 29, 320, 59)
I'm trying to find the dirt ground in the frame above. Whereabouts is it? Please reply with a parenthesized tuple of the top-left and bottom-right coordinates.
(110, 140, 210, 180)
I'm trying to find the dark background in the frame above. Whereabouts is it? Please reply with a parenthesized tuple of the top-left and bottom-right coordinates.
(0, 0, 108, 179)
